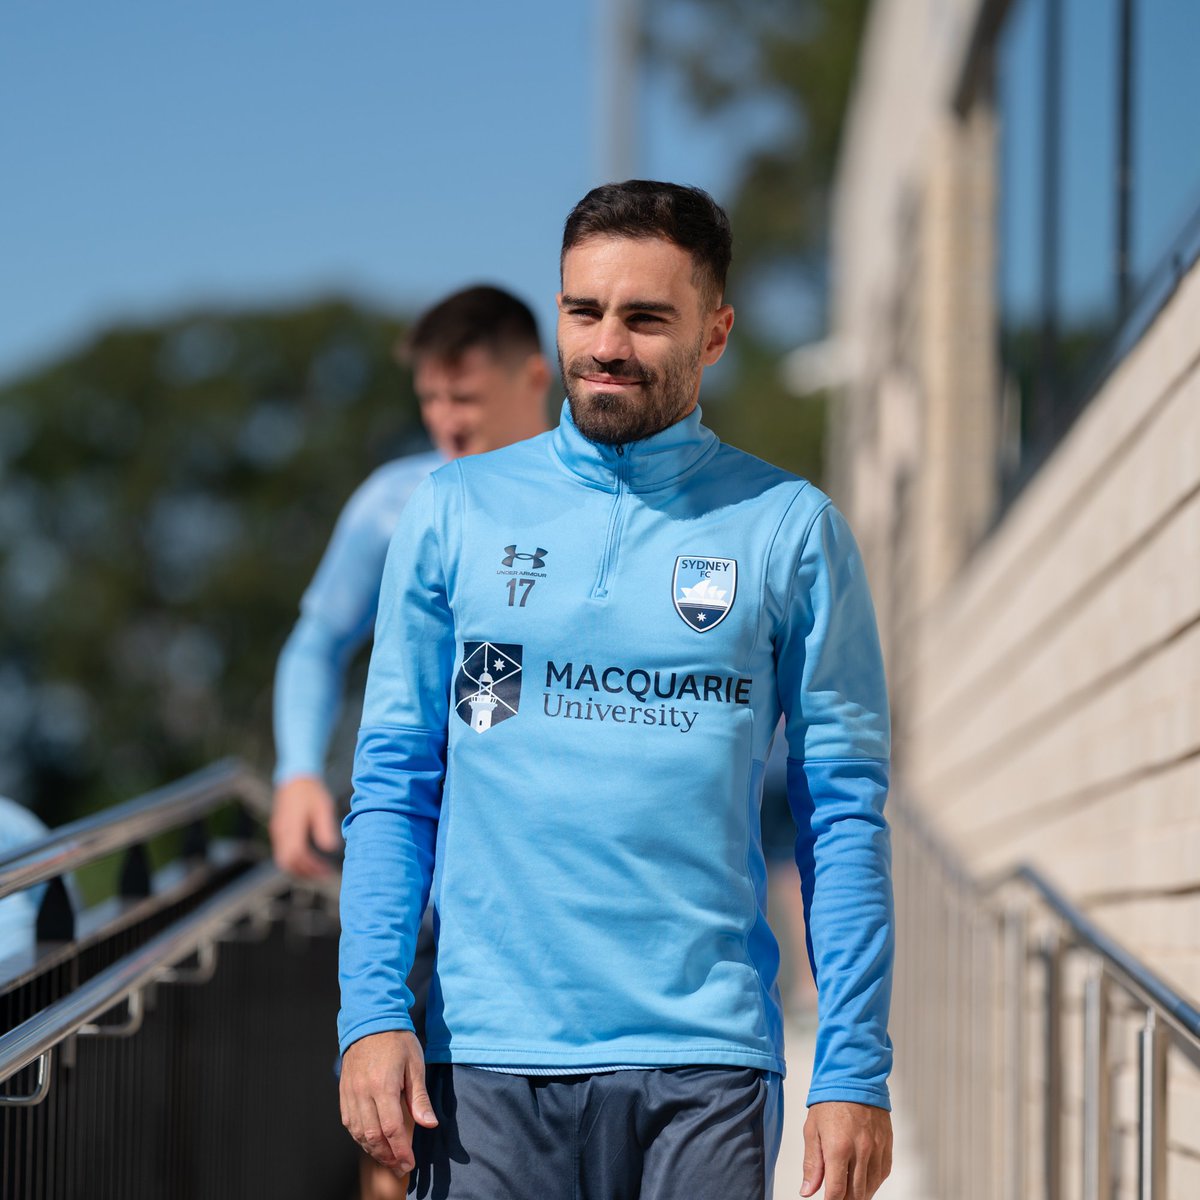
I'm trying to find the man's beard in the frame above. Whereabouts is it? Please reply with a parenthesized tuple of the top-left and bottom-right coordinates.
(559, 336, 703, 446)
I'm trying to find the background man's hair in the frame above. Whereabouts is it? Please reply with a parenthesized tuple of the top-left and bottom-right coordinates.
(399, 284, 541, 365)
(561, 181, 733, 307)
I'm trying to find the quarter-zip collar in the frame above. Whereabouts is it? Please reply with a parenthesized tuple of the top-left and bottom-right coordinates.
(549, 399, 720, 493)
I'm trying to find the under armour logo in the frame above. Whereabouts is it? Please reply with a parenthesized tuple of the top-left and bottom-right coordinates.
(502, 545, 548, 570)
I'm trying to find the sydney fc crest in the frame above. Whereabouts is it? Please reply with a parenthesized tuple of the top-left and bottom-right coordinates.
(455, 642, 523, 732)
(672, 556, 737, 632)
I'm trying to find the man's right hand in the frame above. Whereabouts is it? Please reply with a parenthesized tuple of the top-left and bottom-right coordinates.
(270, 775, 342, 877)
(340, 1030, 439, 1176)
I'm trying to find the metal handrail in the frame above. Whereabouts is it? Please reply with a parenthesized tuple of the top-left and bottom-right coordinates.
(0, 758, 270, 903)
(1000, 863, 1200, 1061)
(897, 799, 1200, 1056)
(0, 762, 360, 1190)
(0, 860, 288, 1087)
(893, 798, 1200, 1200)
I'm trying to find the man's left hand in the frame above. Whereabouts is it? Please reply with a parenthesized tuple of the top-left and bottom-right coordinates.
(800, 1101, 892, 1199)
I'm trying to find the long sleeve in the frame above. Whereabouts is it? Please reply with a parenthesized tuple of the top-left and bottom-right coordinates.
(273, 613, 362, 784)
(272, 457, 437, 785)
(337, 473, 456, 1053)
(774, 500, 894, 1110)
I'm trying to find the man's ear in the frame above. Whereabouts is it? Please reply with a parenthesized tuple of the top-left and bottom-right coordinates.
(525, 353, 552, 394)
(702, 305, 735, 367)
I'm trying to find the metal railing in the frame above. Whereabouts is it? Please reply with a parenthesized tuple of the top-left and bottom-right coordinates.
(892, 800, 1200, 1200)
(0, 759, 270, 908)
(0, 760, 359, 1199)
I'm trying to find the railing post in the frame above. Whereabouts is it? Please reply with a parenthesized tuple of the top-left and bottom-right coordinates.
(922, 839, 937, 1168)
(939, 873, 955, 1197)
(119, 842, 153, 899)
(0, 1048, 53, 1107)
(989, 912, 1004, 1200)
(943, 879, 957, 1199)
(956, 888, 973, 1199)
(1138, 1009, 1168, 1200)
(1003, 908, 1026, 1200)
(975, 909, 998, 1200)
(1041, 929, 1063, 1200)
(967, 904, 986, 1200)
(36, 874, 76, 942)
(1081, 961, 1109, 1200)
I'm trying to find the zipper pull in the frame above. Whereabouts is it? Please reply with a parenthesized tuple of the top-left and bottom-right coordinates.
(615, 444, 625, 457)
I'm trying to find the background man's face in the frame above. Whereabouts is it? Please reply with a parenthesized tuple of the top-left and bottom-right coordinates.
(556, 235, 732, 445)
(415, 345, 544, 459)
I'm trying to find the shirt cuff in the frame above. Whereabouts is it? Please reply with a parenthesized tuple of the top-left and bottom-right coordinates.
(805, 1083, 892, 1112)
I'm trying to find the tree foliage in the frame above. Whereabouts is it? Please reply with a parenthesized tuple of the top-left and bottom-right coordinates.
(645, 0, 871, 481)
(0, 301, 422, 822)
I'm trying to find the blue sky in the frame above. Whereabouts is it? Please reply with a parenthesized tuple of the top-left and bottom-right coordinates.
(1, 3, 740, 381)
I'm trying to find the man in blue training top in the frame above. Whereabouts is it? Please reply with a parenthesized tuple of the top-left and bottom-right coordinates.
(338, 183, 895, 1200)
(270, 285, 550, 878)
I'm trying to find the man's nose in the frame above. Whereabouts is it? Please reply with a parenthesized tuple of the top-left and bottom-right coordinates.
(445, 404, 474, 433)
(591, 315, 633, 365)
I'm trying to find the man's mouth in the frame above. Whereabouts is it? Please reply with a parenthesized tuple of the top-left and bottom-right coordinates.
(580, 374, 643, 390)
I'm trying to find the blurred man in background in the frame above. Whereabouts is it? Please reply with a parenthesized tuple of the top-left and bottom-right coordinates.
(270, 284, 550, 877)
(272, 284, 549, 1200)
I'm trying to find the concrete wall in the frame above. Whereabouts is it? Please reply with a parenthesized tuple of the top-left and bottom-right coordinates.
(828, 0, 1200, 1194)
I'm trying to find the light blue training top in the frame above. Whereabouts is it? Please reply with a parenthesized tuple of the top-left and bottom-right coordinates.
(339, 402, 895, 1110)
(273, 450, 444, 784)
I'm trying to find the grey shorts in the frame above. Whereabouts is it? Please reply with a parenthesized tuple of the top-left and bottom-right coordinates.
(408, 1063, 784, 1200)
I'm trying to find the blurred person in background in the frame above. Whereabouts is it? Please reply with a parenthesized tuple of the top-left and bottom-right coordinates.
(270, 284, 550, 878)
(271, 285, 549, 1199)
(338, 181, 894, 1200)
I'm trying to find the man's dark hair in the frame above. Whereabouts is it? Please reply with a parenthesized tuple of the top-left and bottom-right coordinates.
(399, 284, 540, 365)
(561, 181, 733, 307)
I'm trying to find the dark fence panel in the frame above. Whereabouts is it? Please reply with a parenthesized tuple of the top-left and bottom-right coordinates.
(1, 880, 357, 1200)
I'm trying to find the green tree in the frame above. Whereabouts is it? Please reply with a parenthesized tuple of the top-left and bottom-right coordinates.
(645, 0, 871, 481)
(0, 300, 421, 823)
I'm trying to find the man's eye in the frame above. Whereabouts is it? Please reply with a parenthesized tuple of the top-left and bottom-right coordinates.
(569, 307, 600, 320)
(629, 314, 664, 326)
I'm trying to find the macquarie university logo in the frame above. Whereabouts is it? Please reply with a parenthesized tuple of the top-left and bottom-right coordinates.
(672, 556, 737, 633)
(454, 642, 523, 732)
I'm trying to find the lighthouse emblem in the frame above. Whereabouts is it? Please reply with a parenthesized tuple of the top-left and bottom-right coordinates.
(454, 642, 523, 732)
